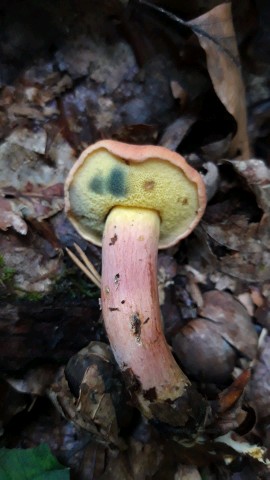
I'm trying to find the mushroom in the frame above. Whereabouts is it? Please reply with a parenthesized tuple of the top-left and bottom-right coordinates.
(65, 140, 206, 426)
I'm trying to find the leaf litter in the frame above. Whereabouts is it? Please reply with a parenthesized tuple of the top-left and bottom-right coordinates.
(0, 0, 270, 479)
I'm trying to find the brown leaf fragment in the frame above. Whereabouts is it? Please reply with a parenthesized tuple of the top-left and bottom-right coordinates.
(7, 365, 57, 396)
(8, 127, 47, 154)
(218, 370, 251, 414)
(247, 336, 270, 420)
(28, 219, 61, 250)
(173, 318, 237, 383)
(170, 80, 189, 107)
(1, 183, 64, 231)
(202, 217, 270, 282)
(126, 437, 164, 480)
(199, 291, 258, 360)
(187, 3, 250, 159)
(112, 124, 159, 145)
(230, 158, 270, 249)
(0, 229, 62, 293)
(79, 363, 120, 442)
(159, 115, 197, 151)
(0, 198, 27, 234)
(206, 371, 255, 436)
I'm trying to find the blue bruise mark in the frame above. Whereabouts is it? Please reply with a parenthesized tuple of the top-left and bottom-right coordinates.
(107, 168, 126, 197)
(89, 176, 104, 194)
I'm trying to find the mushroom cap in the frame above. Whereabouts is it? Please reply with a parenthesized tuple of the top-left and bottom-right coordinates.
(65, 140, 206, 248)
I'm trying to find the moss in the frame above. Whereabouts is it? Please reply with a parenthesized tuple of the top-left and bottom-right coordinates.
(20, 291, 44, 302)
(52, 266, 100, 300)
(0, 256, 16, 284)
(1, 266, 16, 282)
(0, 255, 4, 268)
(0, 255, 16, 301)
(0, 253, 99, 304)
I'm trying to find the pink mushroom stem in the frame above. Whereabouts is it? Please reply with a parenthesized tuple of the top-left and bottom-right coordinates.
(101, 206, 189, 418)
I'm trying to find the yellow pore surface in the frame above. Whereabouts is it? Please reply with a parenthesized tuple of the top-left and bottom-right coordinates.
(68, 148, 199, 248)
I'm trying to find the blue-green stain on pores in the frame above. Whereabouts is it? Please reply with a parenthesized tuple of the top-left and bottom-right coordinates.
(107, 168, 126, 197)
(89, 176, 104, 194)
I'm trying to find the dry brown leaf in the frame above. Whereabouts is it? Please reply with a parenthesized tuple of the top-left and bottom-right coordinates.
(0, 198, 27, 234)
(203, 159, 270, 282)
(188, 3, 250, 159)
(159, 115, 197, 151)
(0, 229, 62, 293)
(218, 370, 250, 413)
(202, 216, 270, 282)
(199, 290, 258, 359)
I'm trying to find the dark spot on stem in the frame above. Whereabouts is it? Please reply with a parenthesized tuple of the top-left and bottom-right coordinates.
(109, 233, 118, 246)
(114, 273, 120, 288)
(121, 300, 125, 304)
(109, 307, 120, 311)
(143, 317, 150, 324)
(130, 313, 141, 342)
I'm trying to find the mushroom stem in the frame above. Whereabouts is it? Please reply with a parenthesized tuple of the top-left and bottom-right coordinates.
(101, 206, 189, 419)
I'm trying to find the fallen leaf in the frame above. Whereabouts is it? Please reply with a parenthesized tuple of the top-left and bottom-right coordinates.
(173, 317, 237, 383)
(0, 198, 27, 235)
(159, 115, 197, 151)
(188, 3, 250, 159)
(199, 290, 258, 359)
(218, 370, 250, 413)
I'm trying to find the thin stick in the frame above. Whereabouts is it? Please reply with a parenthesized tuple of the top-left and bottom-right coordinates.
(73, 243, 101, 286)
(66, 247, 101, 288)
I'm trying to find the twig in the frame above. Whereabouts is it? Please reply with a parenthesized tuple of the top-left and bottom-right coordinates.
(66, 245, 101, 288)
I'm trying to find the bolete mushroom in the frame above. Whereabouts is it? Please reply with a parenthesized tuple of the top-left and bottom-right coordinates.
(65, 140, 206, 426)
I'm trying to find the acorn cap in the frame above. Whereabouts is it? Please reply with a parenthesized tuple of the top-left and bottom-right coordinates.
(65, 140, 206, 248)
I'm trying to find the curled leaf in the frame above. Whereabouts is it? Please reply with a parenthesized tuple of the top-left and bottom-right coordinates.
(187, 3, 250, 159)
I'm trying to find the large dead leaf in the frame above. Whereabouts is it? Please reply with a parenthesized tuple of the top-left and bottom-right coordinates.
(188, 3, 250, 159)
(230, 158, 270, 249)
(173, 290, 257, 383)
(202, 159, 270, 282)
(0, 127, 75, 235)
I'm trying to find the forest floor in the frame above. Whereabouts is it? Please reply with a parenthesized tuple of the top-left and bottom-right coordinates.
(1, 0, 270, 479)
